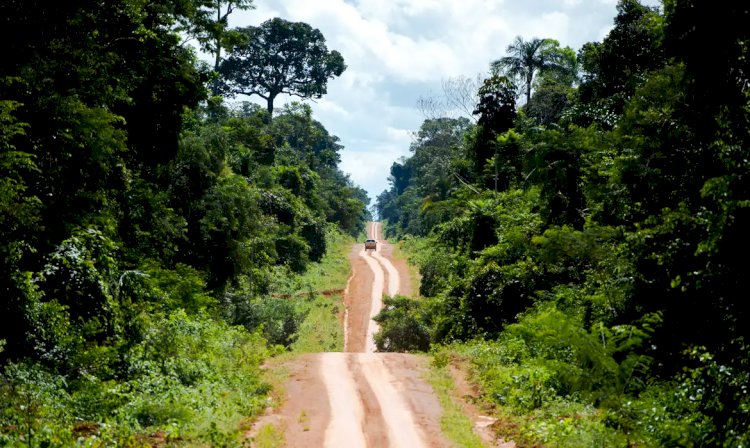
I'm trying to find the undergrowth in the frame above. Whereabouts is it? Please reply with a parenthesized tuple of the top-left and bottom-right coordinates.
(0, 228, 353, 445)
(0, 311, 272, 446)
(290, 228, 352, 353)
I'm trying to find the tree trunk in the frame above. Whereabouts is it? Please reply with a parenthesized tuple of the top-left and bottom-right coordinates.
(526, 72, 533, 105)
(267, 95, 275, 117)
(214, 5, 222, 71)
(214, 44, 221, 71)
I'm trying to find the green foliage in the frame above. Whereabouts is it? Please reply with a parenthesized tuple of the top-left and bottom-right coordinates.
(471, 76, 517, 181)
(432, 306, 657, 446)
(379, 2, 750, 444)
(185, 0, 256, 71)
(574, 0, 665, 127)
(275, 234, 312, 274)
(0, 311, 270, 445)
(219, 18, 346, 115)
(140, 262, 217, 313)
(373, 296, 431, 352)
(0, 363, 73, 446)
(525, 78, 574, 127)
(225, 292, 304, 347)
(0, 1, 366, 442)
(0, 95, 39, 239)
(482, 129, 524, 191)
(526, 129, 587, 229)
(492, 36, 573, 105)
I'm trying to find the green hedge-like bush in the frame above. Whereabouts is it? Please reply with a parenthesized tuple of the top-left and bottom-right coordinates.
(374, 296, 431, 352)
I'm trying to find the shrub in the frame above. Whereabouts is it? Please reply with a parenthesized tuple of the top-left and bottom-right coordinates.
(373, 296, 430, 352)
(224, 292, 305, 347)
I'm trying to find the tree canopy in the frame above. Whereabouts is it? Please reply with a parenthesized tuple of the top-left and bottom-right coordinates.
(187, 0, 256, 71)
(219, 18, 346, 116)
(492, 36, 570, 104)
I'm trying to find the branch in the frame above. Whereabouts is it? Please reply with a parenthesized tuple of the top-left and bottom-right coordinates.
(233, 89, 268, 100)
(452, 171, 481, 195)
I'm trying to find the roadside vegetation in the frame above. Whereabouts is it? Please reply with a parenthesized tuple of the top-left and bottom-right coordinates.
(427, 360, 487, 448)
(375, 1, 750, 446)
(289, 228, 353, 354)
(0, 0, 365, 444)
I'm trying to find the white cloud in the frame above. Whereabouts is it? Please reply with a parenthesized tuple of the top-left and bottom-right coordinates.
(385, 126, 413, 145)
(314, 98, 351, 118)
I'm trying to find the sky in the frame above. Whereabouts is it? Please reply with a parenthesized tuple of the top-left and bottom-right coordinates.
(221, 0, 661, 204)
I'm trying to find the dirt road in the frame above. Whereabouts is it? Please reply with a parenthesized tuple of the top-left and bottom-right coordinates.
(252, 222, 452, 447)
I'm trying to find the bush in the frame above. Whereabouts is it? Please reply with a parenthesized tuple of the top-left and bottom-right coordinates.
(373, 296, 430, 352)
(224, 291, 305, 347)
(0, 363, 74, 445)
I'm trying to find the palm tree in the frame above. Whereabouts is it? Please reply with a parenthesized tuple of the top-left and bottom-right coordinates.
(492, 36, 568, 104)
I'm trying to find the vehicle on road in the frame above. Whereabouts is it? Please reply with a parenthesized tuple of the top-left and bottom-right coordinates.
(365, 239, 377, 250)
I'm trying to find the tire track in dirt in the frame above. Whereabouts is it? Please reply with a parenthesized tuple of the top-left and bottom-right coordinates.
(370, 223, 400, 298)
(320, 353, 367, 447)
(359, 246, 384, 353)
(358, 353, 428, 447)
(360, 221, 400, 352)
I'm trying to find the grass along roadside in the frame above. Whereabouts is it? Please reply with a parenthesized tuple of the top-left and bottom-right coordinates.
(427, 357, 490, 448)
(290, 227, 353, 353)
(299, 226, 355, 293)
(249, 423, 285, 448)
(388, 236, 422, 297)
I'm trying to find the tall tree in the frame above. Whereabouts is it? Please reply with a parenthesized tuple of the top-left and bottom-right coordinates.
(410, 117, 472, 200)
(470, 75, 517, 181)
(189, 0, 255, 71)
(572, 0, 664, 126)
(219, 18, 346, 116)
(492, 36, 568, 104)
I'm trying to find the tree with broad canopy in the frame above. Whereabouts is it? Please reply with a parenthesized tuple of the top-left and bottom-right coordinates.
(219, 18, 346, 117)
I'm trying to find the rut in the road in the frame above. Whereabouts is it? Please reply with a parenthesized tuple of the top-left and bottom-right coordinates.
(357, 221, 400, 353)
(321, 353, 433, 448)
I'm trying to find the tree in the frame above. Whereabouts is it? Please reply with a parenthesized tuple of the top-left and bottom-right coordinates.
(416, 74, 484, 121)
(410, 117, 472, 200)
(470, 75, 517, 180)
(185, 0, 256, 72)
(572, 0, 664, 126)
(219, 18, 346, 116)
(525, 78, 573, 126)
(492, 36, 569, 104)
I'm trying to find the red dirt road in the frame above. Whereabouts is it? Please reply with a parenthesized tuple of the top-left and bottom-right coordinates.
(250, 222, 452, 447)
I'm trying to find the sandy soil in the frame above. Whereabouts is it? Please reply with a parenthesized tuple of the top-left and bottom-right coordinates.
(248, 222, 455, 447)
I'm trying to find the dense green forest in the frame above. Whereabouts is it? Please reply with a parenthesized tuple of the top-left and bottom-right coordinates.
(376, 0, 750, 446)
(0, 0, 367, 444)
